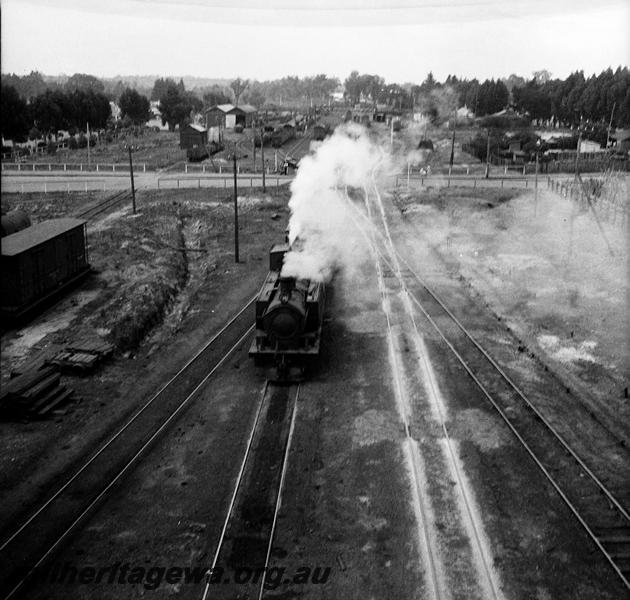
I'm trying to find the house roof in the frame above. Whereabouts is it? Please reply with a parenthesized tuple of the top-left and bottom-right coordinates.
(184, 123, 207, 133)
(205, 104, 235, 114)
(2, 218, 86, 257)
(205, 103, 258, 115)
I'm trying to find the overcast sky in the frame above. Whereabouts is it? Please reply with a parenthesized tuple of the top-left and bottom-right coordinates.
(1, 0, 628, 83)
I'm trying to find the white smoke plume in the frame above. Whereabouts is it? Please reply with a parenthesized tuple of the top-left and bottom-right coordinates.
(281, 123, 390, 282)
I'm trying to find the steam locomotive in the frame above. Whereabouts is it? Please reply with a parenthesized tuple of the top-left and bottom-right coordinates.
(249, 242, 326, 380)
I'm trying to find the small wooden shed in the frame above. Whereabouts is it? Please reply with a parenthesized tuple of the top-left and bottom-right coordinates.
(179, 124, 208, 150)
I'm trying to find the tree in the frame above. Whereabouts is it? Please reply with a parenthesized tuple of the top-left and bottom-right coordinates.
(230, 78, 249, 105)
(420, 72, 437, 92)
(512, 79, 552, 121)
(65, 73, 105, 94)
(30, 90, 70, 134)
(0, 84, 30, 141)
(66, 89, 111, 129)
(119, 88, 151, 124)
(202, 85, 232, 107)
(344, 71, 363, 105)
(152, 77, 177, 101)
(1, 71, 48, 101)
(242, 84, 266, 108)
(158, 81, 197, 131)
(532, 70, 552, 84)
(475, 79, 508, 116)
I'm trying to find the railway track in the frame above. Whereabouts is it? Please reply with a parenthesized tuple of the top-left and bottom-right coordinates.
(275, 133, 313, 167)
(364, 181, 503, 600)
(200, 381, 299, 600)
(0, 298, 257, 599)
(359, 185, 630, 592)
(75, 189, 135, 221)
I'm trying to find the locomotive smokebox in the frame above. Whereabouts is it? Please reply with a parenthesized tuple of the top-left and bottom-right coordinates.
(263, 277, 306, 342)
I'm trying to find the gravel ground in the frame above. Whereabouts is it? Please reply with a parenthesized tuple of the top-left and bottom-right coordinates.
(1, 180, 628, 599)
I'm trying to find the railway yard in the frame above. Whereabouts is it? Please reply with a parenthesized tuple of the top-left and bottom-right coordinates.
(0, 122, 629, 600)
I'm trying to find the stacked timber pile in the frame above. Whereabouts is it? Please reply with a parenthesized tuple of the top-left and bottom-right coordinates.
(0, 361, 73, 419)
(0, 335, 113, 419)
(50, 336, 113, 372)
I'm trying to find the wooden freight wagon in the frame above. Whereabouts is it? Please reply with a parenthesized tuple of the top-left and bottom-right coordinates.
(1, 218, 91, 320)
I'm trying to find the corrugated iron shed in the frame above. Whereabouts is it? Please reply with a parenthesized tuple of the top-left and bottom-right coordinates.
(2, 218, 87, 256)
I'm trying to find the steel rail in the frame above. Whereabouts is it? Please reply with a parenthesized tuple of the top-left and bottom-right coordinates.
(256, 385, 300, 600)
(348, 188, 629, 590)
(404, 286, 630, 590)
(75, 189, 130, 220)
(200, 380, 270, 600)
(346, 193, 629, 524)
(1, 297, 257, 554)
(395, 250, 630, 523)
(363, 184, 445, 600)
(363, 210, 629, 590)
(4, 324, 255, 600)
(368, 180, 502, 600)
(200, 384, 301, 600)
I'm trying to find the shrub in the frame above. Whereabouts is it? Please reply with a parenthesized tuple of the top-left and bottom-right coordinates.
(68, 136, 78, 150)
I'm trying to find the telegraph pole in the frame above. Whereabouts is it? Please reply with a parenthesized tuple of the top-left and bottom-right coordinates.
(233, 152, 239, 263)
(390, 117, 394, 149)
(574, 129, 582, 179)
(128, 146, 136, 214)
(260, 127, 266, 192)
(606, 102, 616, 150)
(448, 127, 456, 177)
(534, 139, 540, 216)
(484, 129, 491, 179)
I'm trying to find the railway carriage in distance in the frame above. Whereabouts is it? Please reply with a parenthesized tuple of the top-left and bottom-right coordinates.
(249, 243, 326, 380)
(1, 218, 91, 321)
(312, 123, 331, 141)
(270, 124, 296, 148)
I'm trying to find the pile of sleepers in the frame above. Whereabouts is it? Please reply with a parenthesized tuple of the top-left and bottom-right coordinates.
(49, 337, 113, 372)
(0, 352, 73, 419)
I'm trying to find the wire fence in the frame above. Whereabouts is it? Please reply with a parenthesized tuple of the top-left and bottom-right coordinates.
(547, 175, 629, 229)
(1, 162, 149, 173)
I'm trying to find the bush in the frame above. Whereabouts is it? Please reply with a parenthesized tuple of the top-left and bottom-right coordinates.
(77, 133, 87, 148)
(47, 141, 57, 155)
(68, 136, 78, 150)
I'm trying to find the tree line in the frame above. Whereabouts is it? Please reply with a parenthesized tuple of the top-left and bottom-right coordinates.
(2, 85, 111, 143)
(2, 67, 629, 144)
(510, 67, 630, 127)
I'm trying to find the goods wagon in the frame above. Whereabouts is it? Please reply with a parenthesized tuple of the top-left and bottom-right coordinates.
(312, 124, 331, 141)
(1, 218, 90, 319)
